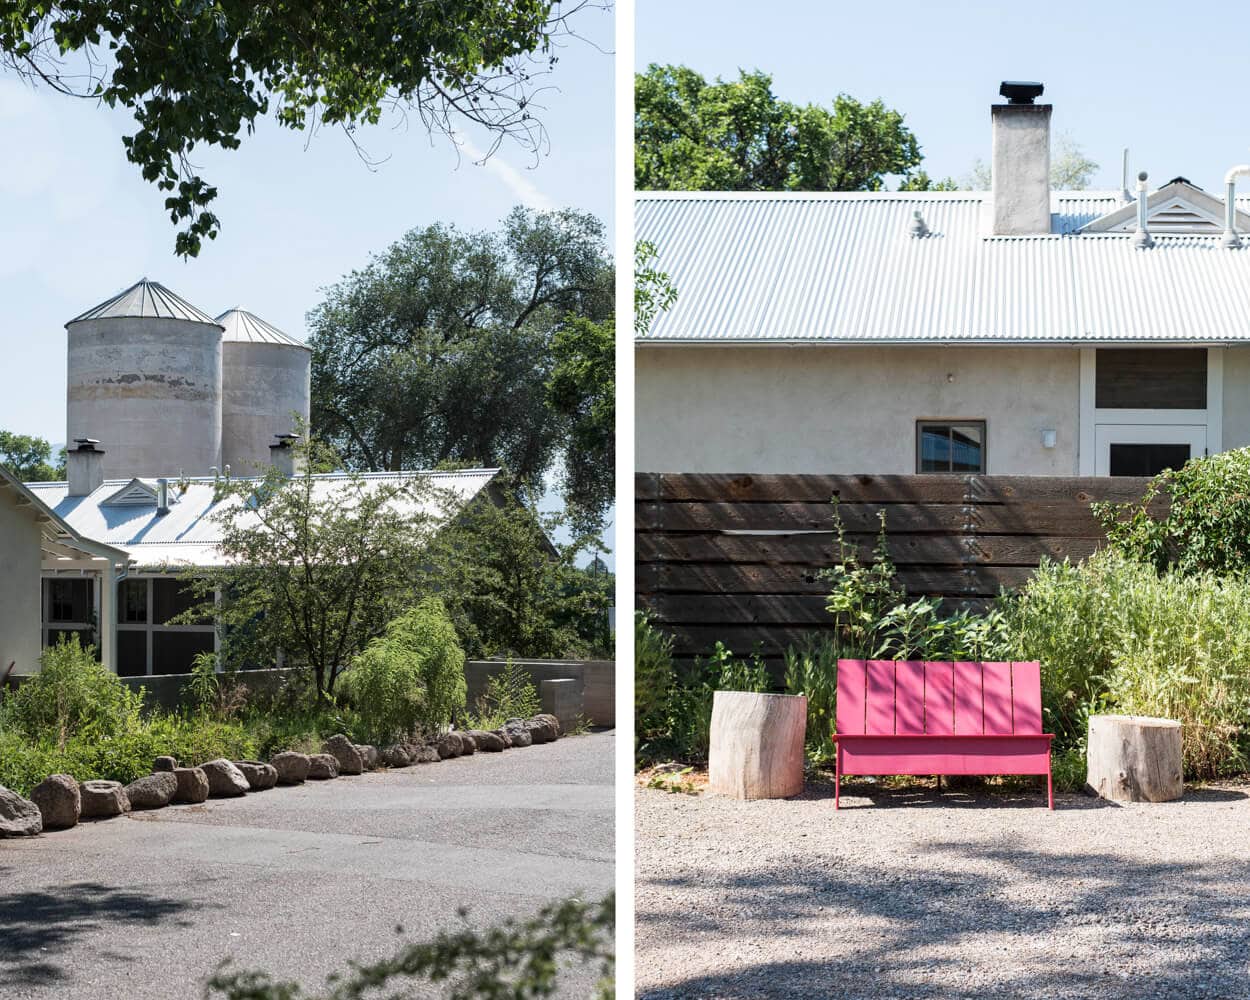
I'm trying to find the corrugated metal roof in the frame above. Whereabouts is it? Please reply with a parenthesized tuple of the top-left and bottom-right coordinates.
(636, 191, 1250, 344)
(68, 278, 221, 327)
(216, 307, 312, 351)
(25, 469, 499, 569)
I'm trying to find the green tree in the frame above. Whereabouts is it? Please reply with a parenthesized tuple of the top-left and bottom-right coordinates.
(178, 439, 451, 699)
(0, 429, 63, 481)
(547, 314, 614, 534)
(635, 64, 924, 192)
(634, 240, 677, 336)
(429, 480, 610, 659)
(308, 207, 613, 517)
(0, 2, 592, 256)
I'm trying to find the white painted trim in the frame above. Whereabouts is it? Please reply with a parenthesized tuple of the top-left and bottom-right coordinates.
(1092, 408, 1208, 425)
(1079, 349, 1096, 475)
(1207, 347, 1224, 456)
(1094, 424, 1207, 476)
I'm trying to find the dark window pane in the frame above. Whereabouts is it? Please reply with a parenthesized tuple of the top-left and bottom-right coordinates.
(119, 579, 147, 623)
(47, 578, 92, 623)
(918, 422, 985, 474)
(1109, 443, 1192, 477)
(152, 632, 214, 675)
(951, 426, 983, 473)
(1096, 349, 1206, 409)
(919, 428, 950, 472)
(153, 578, 207, 625)
(116, 630, 148, 677)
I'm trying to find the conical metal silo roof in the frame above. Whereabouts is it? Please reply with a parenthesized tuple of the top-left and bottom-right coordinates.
(215, 308, 311, 351)
(67, 278, 221, 327)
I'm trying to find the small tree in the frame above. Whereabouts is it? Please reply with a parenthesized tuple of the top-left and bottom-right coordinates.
(181, 440, 452, 699)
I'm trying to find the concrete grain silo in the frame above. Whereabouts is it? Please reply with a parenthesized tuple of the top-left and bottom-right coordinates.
(217, 308, 312, 473)
(65, 279, 223, 479)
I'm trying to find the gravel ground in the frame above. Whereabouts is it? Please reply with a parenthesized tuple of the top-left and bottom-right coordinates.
(636, 777, 1250, 999)
(0, 731, 613, 999)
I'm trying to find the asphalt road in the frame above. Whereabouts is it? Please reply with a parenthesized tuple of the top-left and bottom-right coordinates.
(0, 730, 614, 999)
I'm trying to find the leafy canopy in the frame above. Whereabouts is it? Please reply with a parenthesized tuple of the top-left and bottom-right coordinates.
(635, 64, 924, 192)
(0, 1, 592, 256)
(634, 240, 676, 336)
(308, 206, 614, 527)
(0, 429, 63, 481)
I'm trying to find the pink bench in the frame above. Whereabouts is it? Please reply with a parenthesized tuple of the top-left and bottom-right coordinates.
(832, 659, 1054, 809)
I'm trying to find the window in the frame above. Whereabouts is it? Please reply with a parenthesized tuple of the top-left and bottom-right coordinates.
(42, 578, 97, 657)
(1109, 443, 1192, 477)
(1095, 349, 1206, 409)
(917, 421, 986, 474)
(115, 576, 216, 676)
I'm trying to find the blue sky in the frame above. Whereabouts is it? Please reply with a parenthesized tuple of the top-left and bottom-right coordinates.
(0, 6, 613, 558)
(636, 0, 1250, 194)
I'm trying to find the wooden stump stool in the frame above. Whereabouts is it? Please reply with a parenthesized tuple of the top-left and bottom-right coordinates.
(708, 691, 807, 800)
(1086, 714, 1183, 802)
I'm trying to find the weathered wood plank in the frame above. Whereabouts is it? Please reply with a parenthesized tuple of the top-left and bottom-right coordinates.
(639, 564, 1037, 597)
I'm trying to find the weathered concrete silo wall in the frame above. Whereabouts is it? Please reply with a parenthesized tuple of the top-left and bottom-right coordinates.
(220, 341, 311, 473)
(66, 316, 223, 479)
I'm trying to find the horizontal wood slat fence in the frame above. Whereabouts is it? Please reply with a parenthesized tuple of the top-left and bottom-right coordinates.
(636, 472, 1153, 664)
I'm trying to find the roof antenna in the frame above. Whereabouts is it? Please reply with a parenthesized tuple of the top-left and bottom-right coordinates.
(1121, 149, 1131, 203)
(909, 209, 930, 238)
(1223, 157, 1250, 249)
(1133, 171, 1154, 249)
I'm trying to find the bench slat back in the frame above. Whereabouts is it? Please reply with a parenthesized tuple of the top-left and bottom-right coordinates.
(836, 659, 1044, 736)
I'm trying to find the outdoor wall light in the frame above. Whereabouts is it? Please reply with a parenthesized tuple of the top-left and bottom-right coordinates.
(1041, 429, 1057, 449)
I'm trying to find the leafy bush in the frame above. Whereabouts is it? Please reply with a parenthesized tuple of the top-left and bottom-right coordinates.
(5, 636, 144, 749)
(468, 658, 542, 730)
(339, 599, 466, 744)
(1094, 447, 1250, 575)
(783, 635, 841, 763)
(823, 500, 903, 655)
(635, 612, 674, 750)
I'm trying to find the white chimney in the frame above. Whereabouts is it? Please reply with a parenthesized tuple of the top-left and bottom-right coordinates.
(66, 438, 105, 497)
(268, 433, 304, 478)
(991, 81, 1052, 236)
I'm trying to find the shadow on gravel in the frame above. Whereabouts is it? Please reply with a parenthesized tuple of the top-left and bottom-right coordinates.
(638, 838, 1250, 999)
(0, 872, 207, 987)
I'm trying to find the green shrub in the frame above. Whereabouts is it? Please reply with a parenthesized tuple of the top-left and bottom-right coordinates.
(6, 636, 144, 749)
(635, 612, 674, 749)
(783, 635, 841, 763)
(338, 598, 466, 743)
(468, 658, 541, 730)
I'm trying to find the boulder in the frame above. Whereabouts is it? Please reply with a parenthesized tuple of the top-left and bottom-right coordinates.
(272, 751, 311, 785)
(153, 755, 178, 772)
(80, 780, 130, 819)
(233, 761, 279, 791)
(322, 734, 363, 775)
(31, 774, 81, 829)
(307, 754, 339, 779)
(381, 745, 412, 768)
(124, 771, 178, 810)
(532, 713, 563, 738)
(411, 746, 441, 764)
(456, 732, 477, 755)
(173, 767, 209, 804)
(466, 729, 506, 753)
(355, 744, 379, 770)
(525, 718, 559, 745)
(435, 732, 463, 759)
(0, 786, 42, 837)
(503, 718, 533, 748)
(492, 728, 512, 749)
(200, 759, 250, 797)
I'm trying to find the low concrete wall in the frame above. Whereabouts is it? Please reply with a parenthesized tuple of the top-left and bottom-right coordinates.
(465, 659, 615, 728)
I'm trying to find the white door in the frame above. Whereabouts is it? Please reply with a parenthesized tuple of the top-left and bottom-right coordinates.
(1094, 424, 1207, 476)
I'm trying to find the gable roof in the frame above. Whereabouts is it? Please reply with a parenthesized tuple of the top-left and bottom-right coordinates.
(635, 190, 1250, 345)
(25, 469, 500, 570)
(216, 308, 311, 350)
(1079, 179, 1250, 234)
(68, 278, 221, 327)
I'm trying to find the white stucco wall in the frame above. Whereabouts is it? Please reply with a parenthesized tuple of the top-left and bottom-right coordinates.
(1222, 347, 1250, 449)
(635, 345, 1082, 474)
(0, 490, 44, 675)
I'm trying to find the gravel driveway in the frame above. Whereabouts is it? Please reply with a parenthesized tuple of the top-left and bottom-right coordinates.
(636, 777, 1250, 999)
(0, 730, 614, 999)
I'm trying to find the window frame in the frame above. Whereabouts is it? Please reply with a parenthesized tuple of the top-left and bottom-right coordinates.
(915, 420, 988, 475)
(114, 574, 218, 676)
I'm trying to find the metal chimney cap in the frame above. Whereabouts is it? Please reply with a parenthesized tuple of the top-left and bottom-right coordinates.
(72, 438, 101, 449)
(999, 81, 1044, 104)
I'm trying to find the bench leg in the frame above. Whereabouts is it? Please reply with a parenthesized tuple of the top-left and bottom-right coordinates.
(1047, 762, 1054, 810)
(834, 744, 841, 810)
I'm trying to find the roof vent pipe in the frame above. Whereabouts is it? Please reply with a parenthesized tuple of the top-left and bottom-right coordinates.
(1133, 171, 1154, 249)
(156, 478, 170, 516)
(1223, 161, 1250, 248)
(909, 210, 929, 238)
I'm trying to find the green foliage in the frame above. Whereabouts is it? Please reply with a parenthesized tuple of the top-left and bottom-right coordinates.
(207, 892, 614, 1000)
(634, 240, 677, 336)
(468, 659, 541, 731)
(636, 64, 925, 192)
(5, 636, 143, 750)
(645, 767, 698, 795)
(1094, 447, 1250, 576)
(0, 3, 581, 256)
(546, 314, 615, 535)
(431, 483, 611, 659)
(308, 207, 613, 522)
(823, 500, 905, 655)
(341, 599, 467, 744)
(0, 429, 63, 481)
(783, 635, 842, 763)
(178, 439, 446, 698)
(634, 612, 675, 750)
